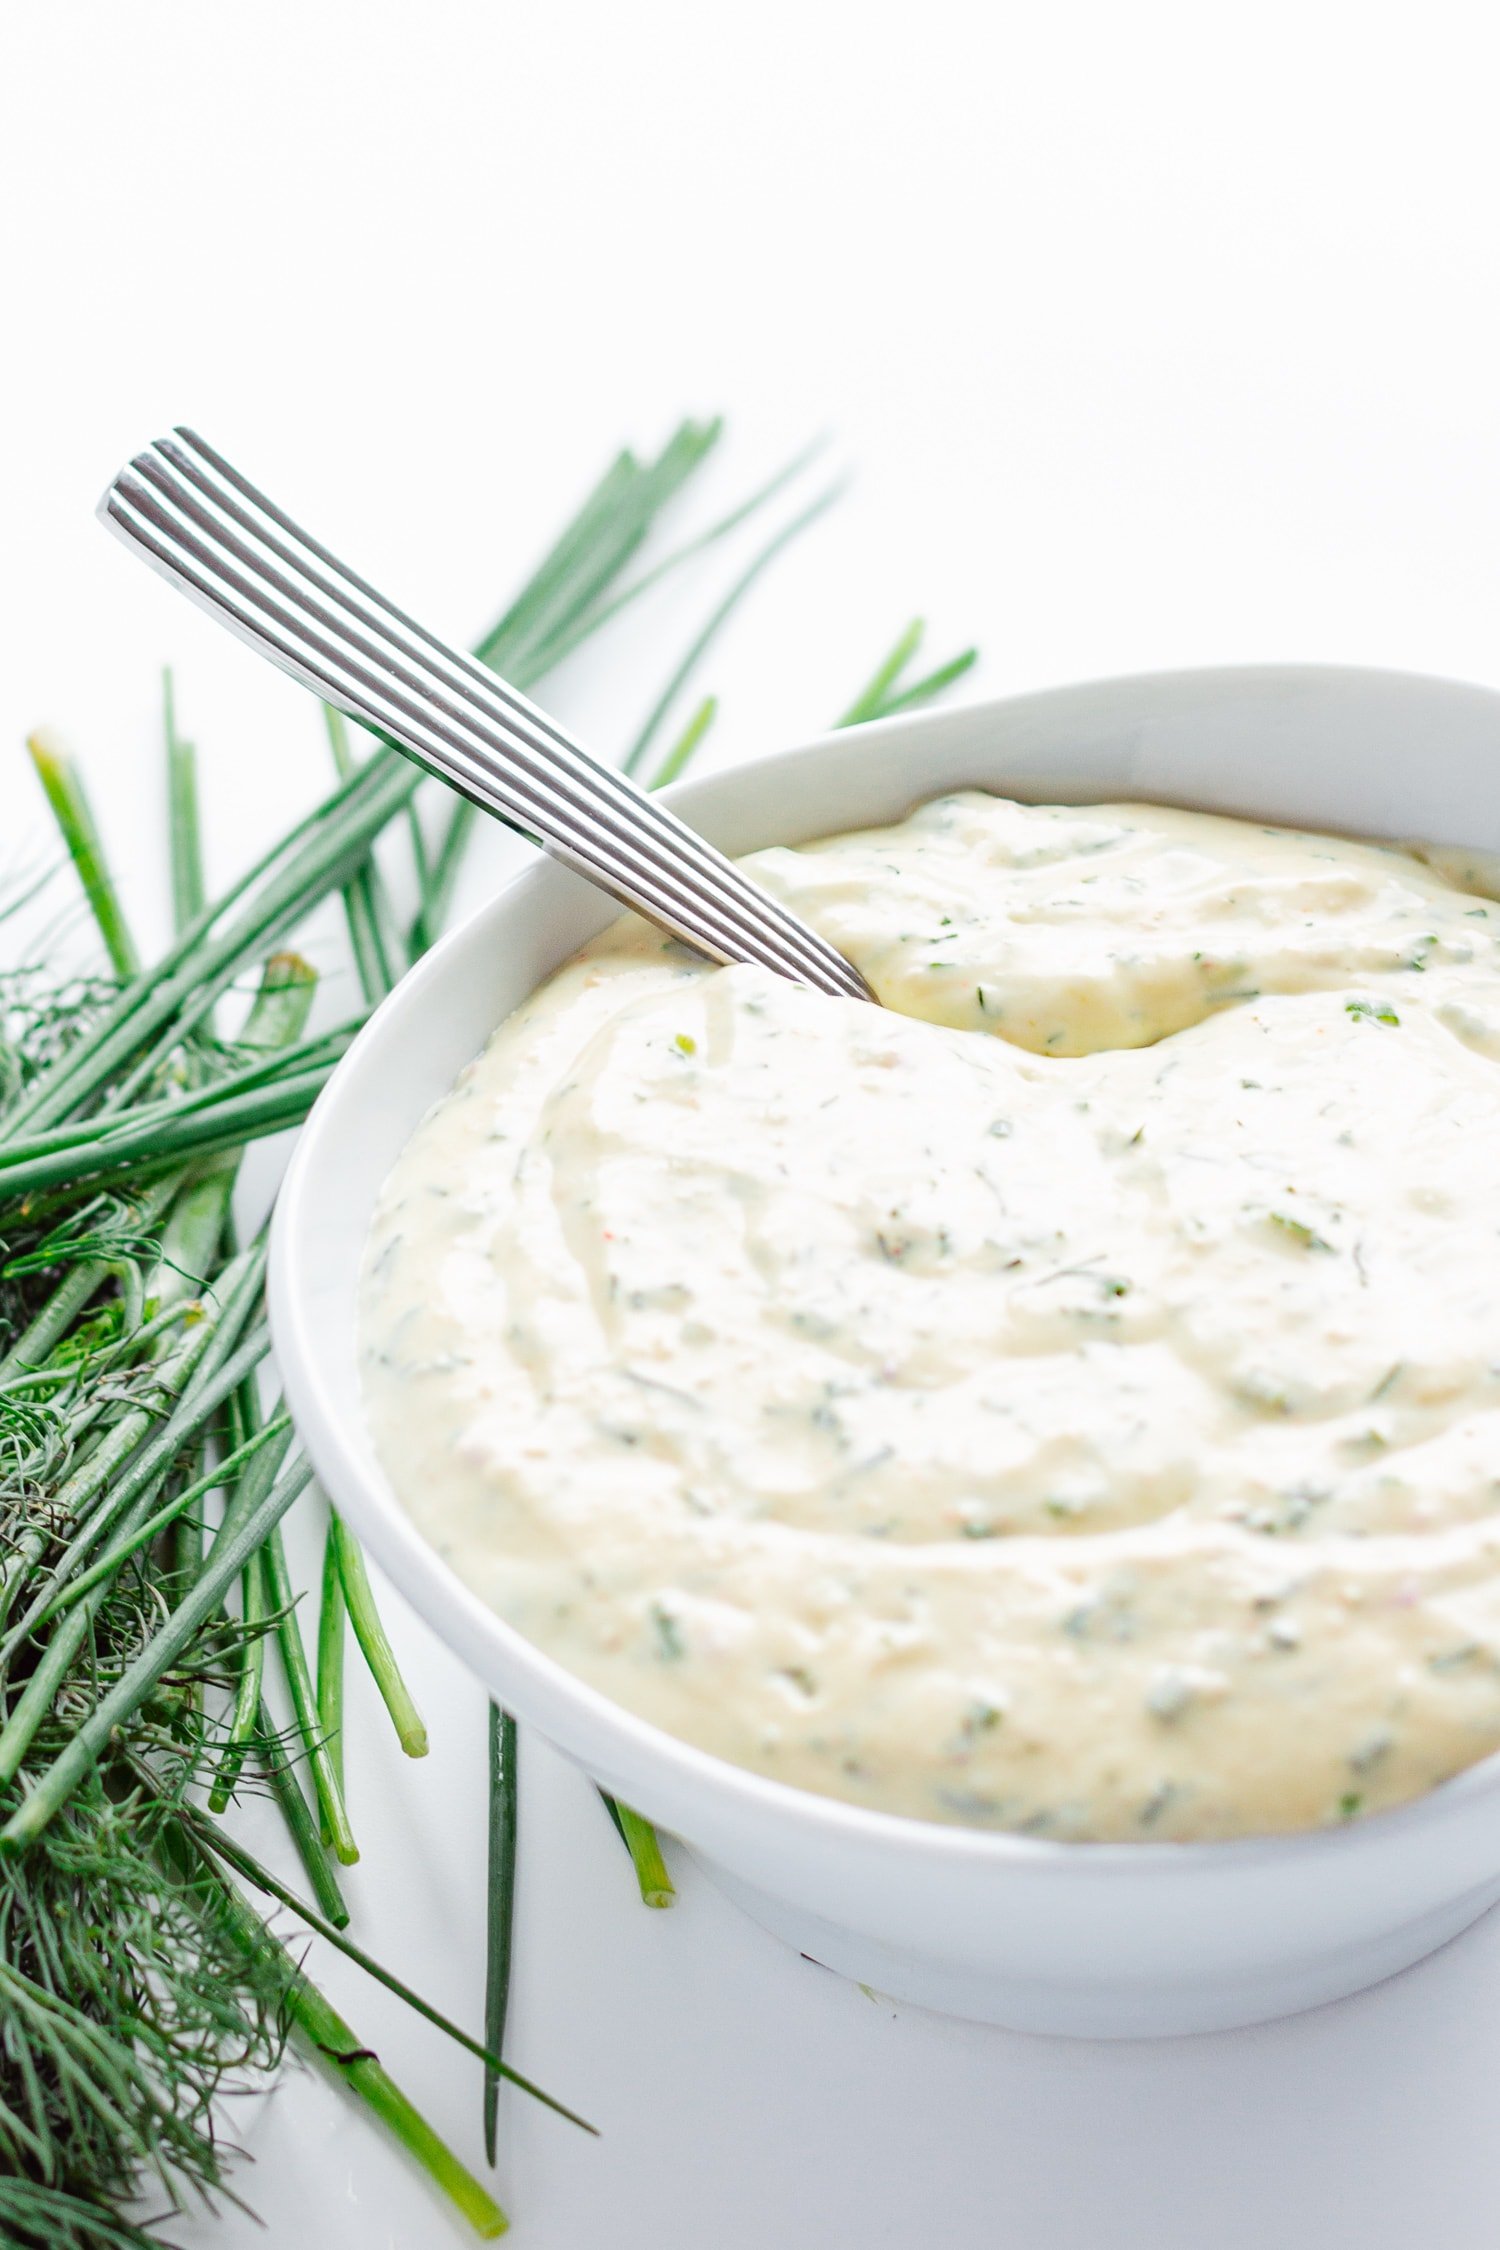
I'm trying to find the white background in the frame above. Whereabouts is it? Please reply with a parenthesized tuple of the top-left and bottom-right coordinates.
(4, 5, 1500, 2244)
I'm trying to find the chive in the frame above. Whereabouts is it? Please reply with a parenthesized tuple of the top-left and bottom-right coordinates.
(534, 434, 827, 674)
(7, 750, 417, 1134)
(324, 705, 399, 1005)
(408, 802, 476, 961)
(0, 1451, 315, 1852)
(208, 1548, 266, 1813)
(183, 1802, 592, 2132)
(217, 1368, 348, 1917)
(621, 479, 843, 777)
(26, 729, 141, 979)
(261, 1511, 358, 1863)
(169, 1430, 209, 1598)
(205, 1854, 510, 2237)
(0, 1018, 359, 1166)
(836, 617, 927, 727)
(317, 1511, 349, 1806)
(164, 669, 206, 936)
(414, 428, 729, 949)
(0, 1061, 351, 1198)
(497, 419, 725, 678)
(835, 619, 978, 727)
(868, 645, 979, 718)
(475, 448, 643, 670)
(649, 695, 718, 792)
(599, 1791, 675, 1908)
(331, 1511, 427, 1757)
(484, 1704, 519, 2165)
(251, 1697, 349, 1930)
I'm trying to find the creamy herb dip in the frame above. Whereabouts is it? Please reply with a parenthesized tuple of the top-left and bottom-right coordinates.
(358, 794, 1500, 1841)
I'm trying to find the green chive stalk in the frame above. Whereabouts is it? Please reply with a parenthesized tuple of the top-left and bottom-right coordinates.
(259, 1495, 357, 1863)
(599, 1791, 677, 1909)
(620, 479, 844, 778)
(185, 1803, 592, 2133)
(330, 1510, 428, 1758)
(164, 669, 206, 936)
(0, 1020, 360, 1188)
(207, 1547, 265, 1815)
(206, 1852, 510, 2239)
(838, 616, 979, 725)
(484, 1704, 519, 2165)
(649, 694, 718, 790)
(250, 1699, 349, 1931)
(324, 705, 398, 1006)
(26, 731, 141, 980)
(532, 436, 828, 677)
(317, 1515, 349, 1805)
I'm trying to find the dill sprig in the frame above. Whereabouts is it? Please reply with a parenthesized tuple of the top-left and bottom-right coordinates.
(0, 1703, 286, 2248)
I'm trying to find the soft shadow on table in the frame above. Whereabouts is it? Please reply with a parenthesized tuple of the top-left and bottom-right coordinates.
(530, 1796, 1500, 2250)
(168, 1650, 1500, 2250)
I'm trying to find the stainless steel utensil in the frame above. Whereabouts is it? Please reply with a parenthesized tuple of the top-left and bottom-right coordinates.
(99, 429, 875, 1001)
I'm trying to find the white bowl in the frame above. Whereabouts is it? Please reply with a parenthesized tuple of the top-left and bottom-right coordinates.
(270, 664, 1500, 2038)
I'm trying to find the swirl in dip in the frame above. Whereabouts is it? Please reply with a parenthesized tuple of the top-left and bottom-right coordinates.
(358, 793, 1500, 1842)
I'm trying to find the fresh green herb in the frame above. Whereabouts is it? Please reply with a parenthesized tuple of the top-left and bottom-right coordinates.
(259, 1507, 359, 1864)
(650, 695, 718, 791)
(182, 1801, 590, 2133)
(163, 670, 206, 939)
(599, 1790, 677, 1909)
(621, 480, 843, 778)
(836, 617, 978, 727)
(26, 732, 140, 981)
(317, 1510, 349, 1807)
(483, 1703, 520, 2167)
(331, 1509, 428, 1758)
(1346, 996, 1400, 1026)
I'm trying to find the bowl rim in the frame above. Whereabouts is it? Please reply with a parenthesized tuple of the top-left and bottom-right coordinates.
(269, 660, 1500, 1876)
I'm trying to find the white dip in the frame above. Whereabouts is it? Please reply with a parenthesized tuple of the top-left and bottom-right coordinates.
(359, 793, 1500, 1841)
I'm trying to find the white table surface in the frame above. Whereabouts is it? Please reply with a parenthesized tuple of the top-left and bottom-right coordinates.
(5, 6, 1500, 2244)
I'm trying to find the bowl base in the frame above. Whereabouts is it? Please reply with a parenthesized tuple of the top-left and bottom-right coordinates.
(690, 1855, 1500, 2037)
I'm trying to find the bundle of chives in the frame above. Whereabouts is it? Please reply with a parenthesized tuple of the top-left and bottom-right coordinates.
(0, 419, 975, 2249)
